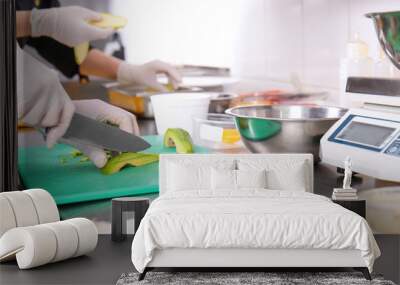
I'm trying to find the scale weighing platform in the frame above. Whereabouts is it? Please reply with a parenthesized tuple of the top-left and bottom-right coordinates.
(321, 77, 400, 182)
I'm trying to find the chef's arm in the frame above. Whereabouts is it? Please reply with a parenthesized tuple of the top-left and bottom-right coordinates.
(16, 11, 32, 38)
(16, 46, 139, 168)
(16, 7, 113, 47)
(79, 49, 182, 91)
(79, 49, 121, 80)
(16, 45, 75, 148)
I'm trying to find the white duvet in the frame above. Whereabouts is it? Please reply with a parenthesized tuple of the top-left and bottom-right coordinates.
(131, 190, 380, 272)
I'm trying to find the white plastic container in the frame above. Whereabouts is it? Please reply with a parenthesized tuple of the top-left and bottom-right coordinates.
(193, 113, 243, 150)
(374, 47, 400, 78)
(339, 34, 373, 107)
(151, 92, 212, 135)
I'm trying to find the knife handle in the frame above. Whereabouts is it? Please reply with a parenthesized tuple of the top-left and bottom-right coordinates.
(37, 128, 48, 140)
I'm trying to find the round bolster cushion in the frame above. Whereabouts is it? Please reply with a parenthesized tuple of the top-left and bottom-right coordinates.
(24, 189, 60, 224)
(0, 189, 59, 238)
(1, 191, 40, 228)
(0, 196, 17, 237)
(0, 218, 98, 269)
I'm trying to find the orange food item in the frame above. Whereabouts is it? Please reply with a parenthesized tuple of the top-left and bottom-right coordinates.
(108, 89, 145, 114)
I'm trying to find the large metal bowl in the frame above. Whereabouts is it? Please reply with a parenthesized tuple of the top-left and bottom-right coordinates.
(366, 11, 400, 70)
(225, 104, 347, 160)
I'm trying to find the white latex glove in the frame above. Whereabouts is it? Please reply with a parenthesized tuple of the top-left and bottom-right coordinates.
(117, 60, 182, 92)
(31, 6, 113, 47)
(16, 46, 75, 148)
(64, 99, 140, 168)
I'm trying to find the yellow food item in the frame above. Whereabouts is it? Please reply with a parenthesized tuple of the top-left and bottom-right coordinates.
(74, 13, 126, 65)
(222, 129, 241, 144)
(108, 89, 145, 114)
(144, 83, 175, 93)
(74, 42, 89, 64)
(107, 83, 174, 114)
(89, 13, 127, 29)
(74, 13, 127, 64)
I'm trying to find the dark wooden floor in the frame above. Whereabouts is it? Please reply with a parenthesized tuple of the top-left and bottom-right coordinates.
(0, 235, 134, 285)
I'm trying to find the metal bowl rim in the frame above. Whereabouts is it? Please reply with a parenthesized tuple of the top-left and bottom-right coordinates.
(365, 11, 400, 18)
(225, 104, 347, 122)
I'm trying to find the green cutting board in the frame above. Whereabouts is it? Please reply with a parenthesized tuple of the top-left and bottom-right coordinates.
(18, 135, 207, 205)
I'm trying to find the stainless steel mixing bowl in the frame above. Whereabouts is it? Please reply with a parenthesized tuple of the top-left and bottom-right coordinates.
(225, 105, 347, 160)
(366, 11, 400, 70)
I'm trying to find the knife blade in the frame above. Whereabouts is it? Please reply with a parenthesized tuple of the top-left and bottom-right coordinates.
(60, 113, 151, 152)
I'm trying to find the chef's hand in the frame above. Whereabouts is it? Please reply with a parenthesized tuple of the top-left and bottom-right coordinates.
(65, 100, 140, 168)
(117, 60, 182, 92)
(16, 46, 75, 149)
(31, 6, 113, 47)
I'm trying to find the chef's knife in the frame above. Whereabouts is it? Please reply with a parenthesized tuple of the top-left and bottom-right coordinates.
(60, 113, 150, 152)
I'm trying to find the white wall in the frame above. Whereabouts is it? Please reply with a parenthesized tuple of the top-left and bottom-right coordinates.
(110, 0, 399, 92)
(232, 0, 400, 89)
(110, 0, 240, 67)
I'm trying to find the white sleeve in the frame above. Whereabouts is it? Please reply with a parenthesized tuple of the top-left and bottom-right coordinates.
(16, 44, 75, 147)
(16, 44, 64, 123)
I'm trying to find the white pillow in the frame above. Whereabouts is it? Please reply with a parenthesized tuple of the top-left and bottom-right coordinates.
(236, 169, 267, 189)
(211, 168, 236, 190)
(167, 162, 210, 191)
(166, 159, 236, 192)
(238, 159, 308, 191)
(211, 169, 267, 191)
(266, 162, 307, 191)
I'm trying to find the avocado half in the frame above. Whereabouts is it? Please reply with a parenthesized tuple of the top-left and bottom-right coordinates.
(163, 128, 194, 154)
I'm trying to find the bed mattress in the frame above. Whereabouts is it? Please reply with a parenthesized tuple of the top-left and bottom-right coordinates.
(131, 190, 380, 272)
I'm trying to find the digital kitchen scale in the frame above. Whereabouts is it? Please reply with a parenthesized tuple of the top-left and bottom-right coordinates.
(321, 77, 400, 182)
(321, 11, 400, 183)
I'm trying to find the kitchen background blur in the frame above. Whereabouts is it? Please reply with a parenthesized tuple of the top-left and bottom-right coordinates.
(60, 0, 400, 96)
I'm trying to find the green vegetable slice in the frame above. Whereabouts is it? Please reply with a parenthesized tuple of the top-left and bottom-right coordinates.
(101, 153, 159, 175)
(163, 128, 194, 154)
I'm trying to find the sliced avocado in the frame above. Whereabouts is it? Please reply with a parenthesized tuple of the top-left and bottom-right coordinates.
(70, 149, 83, 158)
(163, 128, 194, 154)
(74, 42, 89, 65)
(101, 152, 159, 175)
(89, 13, 128, 29)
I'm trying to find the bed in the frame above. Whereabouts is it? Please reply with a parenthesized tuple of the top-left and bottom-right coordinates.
(131, 154, 380, 280)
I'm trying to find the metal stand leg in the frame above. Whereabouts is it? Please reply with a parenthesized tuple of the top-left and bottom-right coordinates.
(111, 200, 123, 242)
(112, 198, 150, 242)
(138, 268, 148, 281)
(354, 267, 372, 280)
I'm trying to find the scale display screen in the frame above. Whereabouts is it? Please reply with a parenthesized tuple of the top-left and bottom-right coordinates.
(337, 121, 395, 147)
